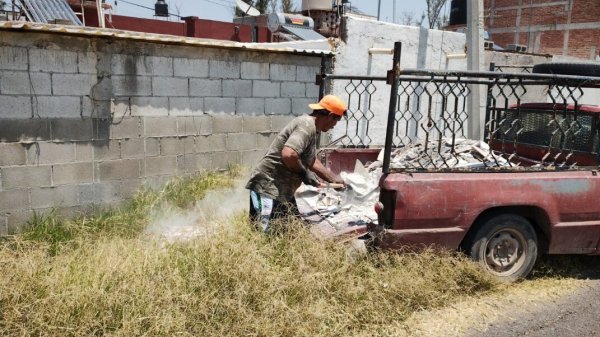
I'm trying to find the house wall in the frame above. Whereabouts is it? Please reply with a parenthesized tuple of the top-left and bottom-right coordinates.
(485, 0, 600, 60)
(0, 28, 323, 233)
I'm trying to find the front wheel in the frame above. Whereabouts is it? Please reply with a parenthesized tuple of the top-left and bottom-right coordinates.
(468, 214, 538, 282)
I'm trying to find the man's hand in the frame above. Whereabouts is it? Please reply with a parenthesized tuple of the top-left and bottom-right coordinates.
(302, 170, 321, 187)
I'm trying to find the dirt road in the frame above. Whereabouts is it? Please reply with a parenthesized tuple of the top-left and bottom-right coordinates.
(400, 256, 600, 337)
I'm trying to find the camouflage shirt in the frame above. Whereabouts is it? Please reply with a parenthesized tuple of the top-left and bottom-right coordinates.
(245, 115, 317, 202)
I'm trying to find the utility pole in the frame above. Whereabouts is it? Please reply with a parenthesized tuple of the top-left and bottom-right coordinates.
(377, 0, 381, 21)
(467, 0, 484, 140)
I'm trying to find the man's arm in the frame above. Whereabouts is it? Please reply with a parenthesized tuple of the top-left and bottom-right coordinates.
(310, 157, 344, 185)
(281, 146, 322, 187)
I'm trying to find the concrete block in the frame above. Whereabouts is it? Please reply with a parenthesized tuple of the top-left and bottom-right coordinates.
(211, 151, 241, 171)
(142, 175, 172, 190)
(145, 56, 173, 76)
(152, 77, 188, 97)
(75, 142, 94, 162)
(196, 134, 226, 153)
(252, 80, 280, 97)
(1, 165, 52, 189)
(80, 182, 120, 204)
(297, 65, 320, 83)
(265, 98, 292, 115)
(241, 150, 266, 167)
(0, 119, 51, 142)
(305, 83, 319, 98)
(0, 95, 32, 119)
(52, 74, 96, 96)
(227, 133, 257, 151)
(177, 116, 212, 136)
(177, 153, 212, 174)
(205, 97, 235, 114)
(0, 46, 28, 70)
(0, 71, 51, 95)
(51, 119, 94, 141)
(78, 52, 97, 74)
(271, 115, 295, 131)
(212, 115, 243, 133)
(112, 75, 152, 96)
(120, 138, 144, 158)
(209, 60, 240, 79)
(257, 132, 276, 149)
(223, 79, 252, 97)
(241, 62, 269, 80)
(29, 49, 78, 73)
(30, 185, 80, 209)
(145, 138, 160, 157)
(52, 162, 94, 185)
(169, 97, 204, 116)
(119, 97, 169, 117)
(7, 211, 33, 234)
(112, 54, 173, 76)
(243, 116, 271, 132)
(119, 178, 142, 198)
(110, 117, 141, 139)
(97, 159, 142, 180)
(26, 142, 76, 165)
(281, 82, 306, 98)
(144, 117, 178, 137)
(0, 216, 5, 236)
(174, 58, 208, 78)
(0, 143, 27, 166)
(236, 98, 265, 115)
(270, 64, 296, 81)
(145, 156, 177, 176)
(292, 98, 315, 116)
(93, 140, 121, 161)
(189, 79, 221, 97)
(0, 189, 30, 212)
(161, 137, 195, 155)
(35, 96, 81, 118)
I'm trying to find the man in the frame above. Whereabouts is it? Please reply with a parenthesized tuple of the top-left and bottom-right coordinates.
(246, 94, 347, 232)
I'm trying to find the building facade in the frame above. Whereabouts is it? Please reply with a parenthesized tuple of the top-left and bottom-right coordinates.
(485, 0, 600, 59)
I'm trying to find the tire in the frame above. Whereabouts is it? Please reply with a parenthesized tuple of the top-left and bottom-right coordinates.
(532, 63, 600, 77)
(468, 214, 538, 282)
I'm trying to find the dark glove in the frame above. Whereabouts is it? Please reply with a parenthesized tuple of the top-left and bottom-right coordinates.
(301, 170, 321, 187)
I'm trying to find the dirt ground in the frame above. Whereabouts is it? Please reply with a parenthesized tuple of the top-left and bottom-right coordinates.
(399, 256, 600, 337)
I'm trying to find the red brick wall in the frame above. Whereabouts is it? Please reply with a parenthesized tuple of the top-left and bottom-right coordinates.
(485, 0, 600, 59)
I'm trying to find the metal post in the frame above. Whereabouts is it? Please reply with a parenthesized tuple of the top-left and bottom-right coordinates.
(318, 55, 327, 100)
(382, 42, 402, 174)
(97, 0, 105, 28)
(377, 0, 381, 21)
(483, 62, 496, 142)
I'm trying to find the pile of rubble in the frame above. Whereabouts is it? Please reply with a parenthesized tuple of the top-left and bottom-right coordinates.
(367, 137, 510, 171)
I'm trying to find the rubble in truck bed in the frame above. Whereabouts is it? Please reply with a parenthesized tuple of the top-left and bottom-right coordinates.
(368, 137, 511, 171)
(297, 138, 510, 239)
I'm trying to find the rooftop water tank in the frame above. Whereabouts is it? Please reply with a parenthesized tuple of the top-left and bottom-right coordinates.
(301, 0, 337, 11)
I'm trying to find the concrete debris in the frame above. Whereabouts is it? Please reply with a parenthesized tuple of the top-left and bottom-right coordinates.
(367, 137, 510, 171)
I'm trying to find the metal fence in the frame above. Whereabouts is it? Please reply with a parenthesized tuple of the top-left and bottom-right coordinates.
(318, 43, 600, 173)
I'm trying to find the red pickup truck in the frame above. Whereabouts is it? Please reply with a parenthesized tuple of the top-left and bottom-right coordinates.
(317, 54, 600, 281)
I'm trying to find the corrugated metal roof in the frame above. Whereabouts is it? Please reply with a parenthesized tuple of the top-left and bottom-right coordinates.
(0, 21, 335, 56)
(18, 0, 83, 25)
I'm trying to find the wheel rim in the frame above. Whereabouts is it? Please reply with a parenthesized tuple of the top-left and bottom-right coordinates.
(484, 228, 527, 277)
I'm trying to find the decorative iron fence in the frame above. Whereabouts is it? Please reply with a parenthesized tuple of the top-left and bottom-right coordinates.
(318, 43, 600, 173)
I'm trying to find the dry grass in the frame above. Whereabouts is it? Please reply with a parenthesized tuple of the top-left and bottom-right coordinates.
(0, 169, 500, 337)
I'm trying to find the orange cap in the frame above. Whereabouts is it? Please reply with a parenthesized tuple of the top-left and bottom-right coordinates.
(308, 95, 347, 116)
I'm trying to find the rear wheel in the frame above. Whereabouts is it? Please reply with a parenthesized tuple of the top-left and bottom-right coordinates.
(468, 214, 538, 282)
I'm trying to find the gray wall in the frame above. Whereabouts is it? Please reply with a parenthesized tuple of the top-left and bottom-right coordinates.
(0, 29, 323, 233)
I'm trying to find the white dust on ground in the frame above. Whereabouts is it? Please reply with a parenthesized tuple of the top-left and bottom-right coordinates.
(397, 278, 583, 337)
(143, 178, 248, 243)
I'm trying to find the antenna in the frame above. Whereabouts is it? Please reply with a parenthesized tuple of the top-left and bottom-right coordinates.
(235, 0, 260, 16)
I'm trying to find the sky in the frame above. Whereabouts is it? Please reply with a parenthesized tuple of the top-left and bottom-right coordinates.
(108, 0, 442, 25)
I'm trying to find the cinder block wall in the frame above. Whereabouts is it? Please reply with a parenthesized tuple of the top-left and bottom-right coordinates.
(0, 29, 324, 233)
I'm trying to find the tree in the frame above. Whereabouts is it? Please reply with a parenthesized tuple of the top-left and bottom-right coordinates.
(269, 0, 278, 13)
(425, 0, 447, 29)
(398, 11, 416, 26)
(281, 0, 294, 13)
